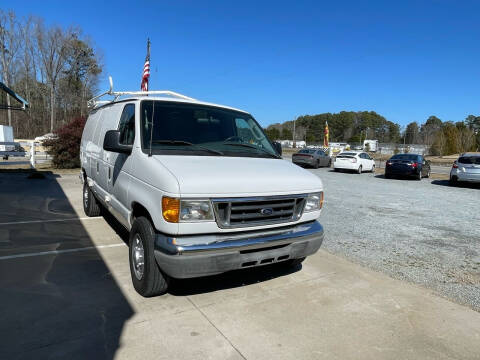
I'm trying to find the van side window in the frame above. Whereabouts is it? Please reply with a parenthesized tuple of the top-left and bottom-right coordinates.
(118, 104, 135, 145)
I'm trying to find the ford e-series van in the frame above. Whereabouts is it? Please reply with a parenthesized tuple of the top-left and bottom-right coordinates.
(80, 90, 324, 296)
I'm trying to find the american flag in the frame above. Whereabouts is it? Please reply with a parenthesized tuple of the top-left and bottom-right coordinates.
(141, 39, 151, 91)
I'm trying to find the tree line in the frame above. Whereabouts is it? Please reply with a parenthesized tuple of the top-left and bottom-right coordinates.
(265, 112, 480, 155)
(403, 115, 479, 155)
(265, 111, 401, 144)
(0, 9, 102, 139)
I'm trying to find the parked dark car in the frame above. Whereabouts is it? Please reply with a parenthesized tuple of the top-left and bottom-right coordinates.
(385, 154, 431, 180)
(292, 149, 331, 168)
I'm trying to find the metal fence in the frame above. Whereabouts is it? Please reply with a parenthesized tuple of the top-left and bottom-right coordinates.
(0, 141, 52, 168)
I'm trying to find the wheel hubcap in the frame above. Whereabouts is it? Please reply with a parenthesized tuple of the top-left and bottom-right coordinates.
(132, 234, 145, 280)
(83, 187, 89, 208)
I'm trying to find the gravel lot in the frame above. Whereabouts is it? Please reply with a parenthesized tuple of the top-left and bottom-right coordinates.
(306, 165, 480, 311)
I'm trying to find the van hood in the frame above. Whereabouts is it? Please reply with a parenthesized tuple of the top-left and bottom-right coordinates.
(153, 155, 323, 196)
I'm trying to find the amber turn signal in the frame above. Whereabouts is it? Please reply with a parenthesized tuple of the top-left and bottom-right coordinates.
(162, 197, 180, 223)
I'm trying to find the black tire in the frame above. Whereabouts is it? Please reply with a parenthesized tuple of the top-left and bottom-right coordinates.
(334, 168, 340, 172)
(357, 166, 362, 174)
(129, 217, 169, 297)
(449, 177, 457, 186)
(371, 165, 375, 173)
(385, 173, 391, 179)
(83, 182, 101, 217)
(327, 159, 332, 167)
(314, 160, 320, 169)
(416, 171, 422, 181)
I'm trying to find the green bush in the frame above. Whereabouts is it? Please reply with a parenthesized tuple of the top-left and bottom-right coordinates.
(44, 117, 86, 168)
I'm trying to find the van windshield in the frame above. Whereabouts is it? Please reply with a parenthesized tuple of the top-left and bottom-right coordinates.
(140, 101, 279, 158)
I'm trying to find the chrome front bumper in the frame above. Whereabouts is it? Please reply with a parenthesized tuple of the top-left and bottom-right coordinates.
(154, 221, 324, 278)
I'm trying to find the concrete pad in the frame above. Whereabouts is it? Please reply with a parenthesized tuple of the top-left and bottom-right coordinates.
(183, 252, 480, 360)
(1, 173, 480, 359)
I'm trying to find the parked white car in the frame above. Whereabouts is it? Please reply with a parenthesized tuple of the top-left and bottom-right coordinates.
(450, 153, 480, 185)
(333, 151, 375, 173)
(80, 88, 325, 297)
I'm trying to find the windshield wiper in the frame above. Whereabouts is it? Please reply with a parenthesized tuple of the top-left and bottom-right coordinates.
(223, 142, 281, 159)
(152, 140, 224, 155)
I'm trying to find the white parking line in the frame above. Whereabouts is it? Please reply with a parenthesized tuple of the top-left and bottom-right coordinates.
(0, 243, 126, 260)
(0, 217, 101, 226)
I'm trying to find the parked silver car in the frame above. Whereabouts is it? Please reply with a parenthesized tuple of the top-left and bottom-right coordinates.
(292, 149, 331, 168)
(450, 153, 480, 185)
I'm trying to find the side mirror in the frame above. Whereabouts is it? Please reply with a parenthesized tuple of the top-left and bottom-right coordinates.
(103, 130, 132, 154)
(273, 141, 282, 156)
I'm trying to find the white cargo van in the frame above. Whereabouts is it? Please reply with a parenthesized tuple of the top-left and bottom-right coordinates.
(81, 87, 324, 297)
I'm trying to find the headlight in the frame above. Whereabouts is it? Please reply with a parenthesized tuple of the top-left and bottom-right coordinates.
(180, 199, 214, 222)
(162, 197, 214, 222)
(304, 192, 324, 212)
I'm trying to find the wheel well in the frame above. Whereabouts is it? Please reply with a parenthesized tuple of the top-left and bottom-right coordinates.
(131, 202, 153, 224)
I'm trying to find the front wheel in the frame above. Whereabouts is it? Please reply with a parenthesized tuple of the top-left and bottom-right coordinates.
(83, 182, 101, 217)
(129, 217, 169, 297)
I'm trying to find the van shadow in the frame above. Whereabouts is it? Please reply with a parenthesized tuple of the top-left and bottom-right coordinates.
(0, 173, 133, 359)
(170, 262, 301, 296)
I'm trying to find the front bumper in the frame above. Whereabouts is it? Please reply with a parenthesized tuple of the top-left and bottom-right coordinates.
(154, 221, 324, 278)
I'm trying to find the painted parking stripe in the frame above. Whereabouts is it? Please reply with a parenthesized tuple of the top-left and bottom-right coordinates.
(0, 243, 126, 261)
(0, 217, 101, 226)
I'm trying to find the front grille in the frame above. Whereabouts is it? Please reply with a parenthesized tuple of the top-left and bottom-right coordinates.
(212, 195, 306, 229)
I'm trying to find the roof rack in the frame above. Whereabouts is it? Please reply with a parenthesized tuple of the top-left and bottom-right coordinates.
(87, 76, 197, 109)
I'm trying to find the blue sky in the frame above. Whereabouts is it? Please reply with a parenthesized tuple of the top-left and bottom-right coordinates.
(13, 0, 480, 127)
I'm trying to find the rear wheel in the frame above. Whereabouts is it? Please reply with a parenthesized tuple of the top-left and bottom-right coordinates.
(416, 171, 422, 180)
(449, 176, 457, 186)
(129, 217, 169, 297)
(83, 182, 101, 217)
(357, 166, 362, 174)
(314, 160, 320, 169)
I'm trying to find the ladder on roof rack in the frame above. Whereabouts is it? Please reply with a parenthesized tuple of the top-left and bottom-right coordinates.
(87, 76, 196, 108)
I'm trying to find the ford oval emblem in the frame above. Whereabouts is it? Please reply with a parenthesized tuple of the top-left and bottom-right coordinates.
(260, 208, 274, 216)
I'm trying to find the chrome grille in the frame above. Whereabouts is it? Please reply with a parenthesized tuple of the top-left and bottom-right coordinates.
(212, 195, 306, 229)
